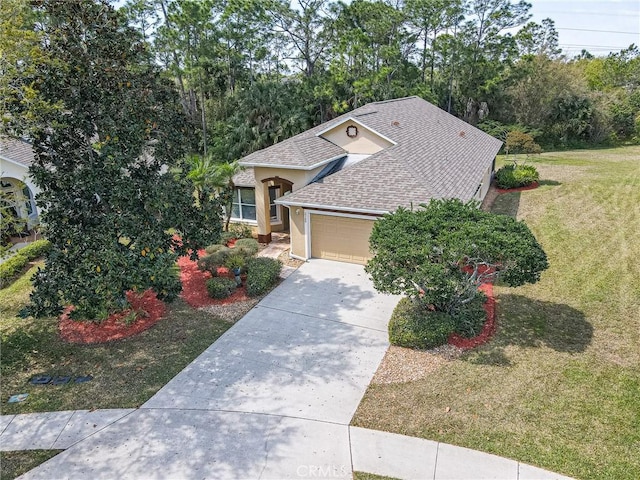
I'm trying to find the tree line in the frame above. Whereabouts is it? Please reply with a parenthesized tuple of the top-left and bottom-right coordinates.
(120, 0, 639, 158)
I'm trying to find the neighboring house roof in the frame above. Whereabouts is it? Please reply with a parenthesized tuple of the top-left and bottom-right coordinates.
(239, 96, 501, 213)
(0, 136, 34, 169)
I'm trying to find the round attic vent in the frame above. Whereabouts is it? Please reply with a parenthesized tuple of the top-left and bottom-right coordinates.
(392, 121, 400, 127)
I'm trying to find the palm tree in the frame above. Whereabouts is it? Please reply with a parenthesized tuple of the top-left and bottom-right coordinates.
(185, 154, 243, 231)
(210, 161, 243, 232)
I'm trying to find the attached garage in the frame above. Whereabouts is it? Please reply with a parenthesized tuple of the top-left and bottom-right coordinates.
(309, 213, 376, 265)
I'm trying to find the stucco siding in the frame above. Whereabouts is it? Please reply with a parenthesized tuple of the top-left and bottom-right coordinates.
(253, 166, 324, 191)
(474, 164, 493, 202)
(289, 207, 306, 259)
(320, 121, 393, 155)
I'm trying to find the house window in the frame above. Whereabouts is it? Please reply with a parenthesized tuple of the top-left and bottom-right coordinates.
(22, 186, 34, 216)
(231, 187, 256, 221)
(269, 186, 281, 222)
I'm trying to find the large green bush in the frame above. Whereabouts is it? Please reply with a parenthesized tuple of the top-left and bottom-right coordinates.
(388, 298, 456, 349)
(206, 277, 237, 299)
(495, 164, 540, 189)
(367, 200, 548, 316)
(245, 257, 281, 297)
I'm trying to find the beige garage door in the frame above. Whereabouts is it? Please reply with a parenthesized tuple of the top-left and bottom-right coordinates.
(310, 214, 375, 265)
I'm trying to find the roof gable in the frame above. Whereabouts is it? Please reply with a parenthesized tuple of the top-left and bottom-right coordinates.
(240, 134, 346, 170)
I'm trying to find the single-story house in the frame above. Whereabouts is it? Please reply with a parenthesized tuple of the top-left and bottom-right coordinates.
(0, 136, 40, 230)
(233, 96, 502, 265)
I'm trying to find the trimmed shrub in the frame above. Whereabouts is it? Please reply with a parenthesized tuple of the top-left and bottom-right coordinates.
(220, 224, 254, 245)
(17, 239, 51, 260)
(451, 293, 487, 338)
(0, 240, 51, 287)
(229, 223, 253, 239)
(206, 277, 237, 299)
(204, 243, 228, 255)
(220, 231, 236, 245)
(512, 165, 539, 185)
(388, 298, 456, 349)
(245, 257, 282, 297)
(198, 246, 231, 275)
(0, 254, 30, 285)
(233, 238, 259, 257)
(495, 164, 540, 189)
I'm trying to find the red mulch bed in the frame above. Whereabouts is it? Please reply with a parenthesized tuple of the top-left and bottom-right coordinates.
(59, 289, 166, 344)
(496, 181, 539, 194)
(58, 248, 249, 344)
(448, 283, 496, 350)
(176, 251, 249, 308)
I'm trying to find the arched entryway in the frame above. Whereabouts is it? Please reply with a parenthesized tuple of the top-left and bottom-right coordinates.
(258, 177, 293, 243)
(1, 177, 38, 240)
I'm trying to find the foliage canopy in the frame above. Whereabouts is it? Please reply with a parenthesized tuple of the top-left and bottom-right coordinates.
(365, 199, 548, 315)
(5, 0, 222, 319)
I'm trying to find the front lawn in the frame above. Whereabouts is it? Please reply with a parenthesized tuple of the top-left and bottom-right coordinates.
(352, 146, 640, 480)
(0, 450, 62, 480)
(0, 264, 244, 415)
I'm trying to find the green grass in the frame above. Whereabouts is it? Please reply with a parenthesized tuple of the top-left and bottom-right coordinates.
(353, 146, 640, 480)
(0, 265, 240, 415)
(0, 450, 62, 480)
(353, 473, 400, 480)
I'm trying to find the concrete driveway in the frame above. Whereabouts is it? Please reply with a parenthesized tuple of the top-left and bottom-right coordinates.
(7, 260, 571, 479)
(19, 260, 401, 479)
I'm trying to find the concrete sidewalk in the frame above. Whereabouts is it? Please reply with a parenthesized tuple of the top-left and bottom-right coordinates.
(1, 411, 572, 479)
(1, 261, 572, 479)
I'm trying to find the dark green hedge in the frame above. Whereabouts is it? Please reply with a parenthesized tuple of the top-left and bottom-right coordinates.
(245, 257, 281, 297)
(206, 277, 237, 299)
(388, 298, 456, 349)
(388, 294, 487, 349)
(0, 240, 51, 287)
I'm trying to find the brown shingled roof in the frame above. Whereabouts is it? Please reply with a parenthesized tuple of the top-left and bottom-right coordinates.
(269, 96, 502, 212)
(0, 136, 35, 168)
(276, 150, 435, 213)
(232, 167, 255, 187)
(240, 134, 346, 169)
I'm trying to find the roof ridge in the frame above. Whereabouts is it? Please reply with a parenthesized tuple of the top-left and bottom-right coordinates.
(371, 96, 419, 105)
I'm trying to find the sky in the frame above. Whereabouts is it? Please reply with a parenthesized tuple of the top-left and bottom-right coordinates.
(524, 0, 640, 56)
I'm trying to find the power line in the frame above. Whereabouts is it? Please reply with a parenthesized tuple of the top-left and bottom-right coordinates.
(557, 27, 639, 35)
(535, 10, 639, 18)
(559, 44, 634, 49)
